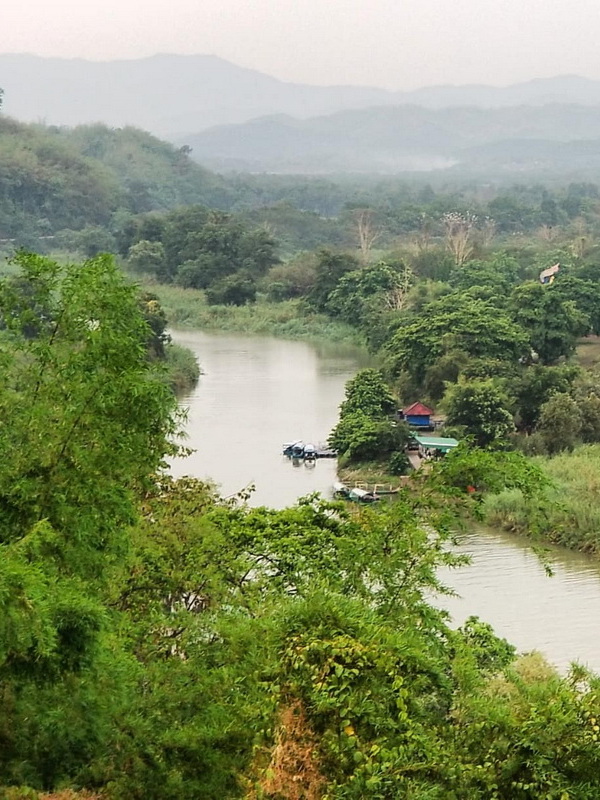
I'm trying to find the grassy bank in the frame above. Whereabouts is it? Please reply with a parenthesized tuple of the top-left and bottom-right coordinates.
(484, 444, 600, 554)
(338, 460, 405, 489)
(164, 341, 201, 395)
(140, 282, 365, 345)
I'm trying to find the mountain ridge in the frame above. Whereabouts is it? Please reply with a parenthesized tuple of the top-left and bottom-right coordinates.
(180, 102, 600, 174)
(3, 53, 600, 137)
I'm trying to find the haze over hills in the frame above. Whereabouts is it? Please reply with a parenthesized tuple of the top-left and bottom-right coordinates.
(181, 103, 600, 174)
(4, 53, 600, 137)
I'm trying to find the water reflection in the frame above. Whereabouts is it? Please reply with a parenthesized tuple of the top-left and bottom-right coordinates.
(169, 330, 365, 508)
(438, 526, 600, 672)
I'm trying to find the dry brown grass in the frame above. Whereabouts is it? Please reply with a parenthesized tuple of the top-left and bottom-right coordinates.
(252, 701, 326, 800)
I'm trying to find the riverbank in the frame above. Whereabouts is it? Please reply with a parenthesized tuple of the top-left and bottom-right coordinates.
(141, 282, 365, 345)
(484, 444, 600, 555)
(337, 460, 404, 489)
(164, 341, 201, 394)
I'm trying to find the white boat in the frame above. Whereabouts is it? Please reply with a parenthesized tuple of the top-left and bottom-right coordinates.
(348, 487, 379, 503)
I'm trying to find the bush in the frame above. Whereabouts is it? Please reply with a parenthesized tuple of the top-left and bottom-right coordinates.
(164, 342, 200, 394)
(389, 450, 410, 475)
(329, 412, 407, 463)
(205, 274, 257, 306)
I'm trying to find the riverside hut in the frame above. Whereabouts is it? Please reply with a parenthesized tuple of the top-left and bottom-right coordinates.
(402, 401, 434, 428)
(414, 434, 459, 457)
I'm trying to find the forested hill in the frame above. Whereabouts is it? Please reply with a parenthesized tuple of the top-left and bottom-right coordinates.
(0, 115, 233, 243)
(184, 103, 600, 175)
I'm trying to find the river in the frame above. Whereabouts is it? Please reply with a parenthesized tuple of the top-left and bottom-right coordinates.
(171, 329, 600, 673)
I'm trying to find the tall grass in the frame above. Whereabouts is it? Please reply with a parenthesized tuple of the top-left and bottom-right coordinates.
(484, 444, 600, 554)
(139, 282, 365, 345)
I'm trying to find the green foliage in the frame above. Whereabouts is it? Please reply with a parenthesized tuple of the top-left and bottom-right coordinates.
(0, 118, 232, 245)
(306, 250, 360, 312)
(123, 206, 279, 290)
(553, 273, 600, 335)
(329, 369, 405, 463)
(456, 616, 517, 672)
(513, 364, 579, 431)
(387, 293, 527, 389)
(262, 251, 317, 300)
(388, 450, 411, 475)
(205, 272, 257, 306)
(55, 225, 117, 257)
(484, 444, 600, 553)
(0, 252, 177, 566)
(449, 252, 520, 294)
(430, 444, 548, 497)
(340, 368, 397, 418)
(326, 261, 410, 326)
(511, 281, 589, 364)
(126, 239, 166, 274)
(579, 392, 600, 443)
(444, 379, 515, 447)
(537, 392, 583, 454)
(164, 341, 201, 394)
(330, 411, 405, 462)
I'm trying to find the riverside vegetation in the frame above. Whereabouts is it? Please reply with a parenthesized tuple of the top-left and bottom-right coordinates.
(5, 252, 600, 799)
(7, 92, 600, 796)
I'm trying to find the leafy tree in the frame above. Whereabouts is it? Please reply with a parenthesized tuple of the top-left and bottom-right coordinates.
(339, 368, 397, 418)
(456, 616, 516, 672)
(0, 252, 177, 570)
(205, 272, 257, 306)
(389, 449, 411, 475)
(329, 410, 406, 462)
(579, 393, 600, 443)
(513, 364, 579, 431)
(449, 252, 520, 294)
(138, 291, 169, 358)
(387, 294, 528, 388)
(510, 281, 589, 363)
(538, 392, 583, 454)
(306, 250, 359, 312)
(262, 251, 317, 300)
(0, 252, 178, 789)
(325, 261, 413, 334)
(553, 273, 600, 335)
(429, 444, 548, 496)
(444, 379, 514, 447)
(127, 239, 166, 274)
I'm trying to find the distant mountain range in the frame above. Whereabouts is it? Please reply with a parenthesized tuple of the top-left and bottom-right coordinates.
(5, 54, 600, 175)
(181, 104, 600, 174)
(3, 53, 600, 138)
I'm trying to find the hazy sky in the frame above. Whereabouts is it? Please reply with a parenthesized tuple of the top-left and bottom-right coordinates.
(4, 0, 600, 90)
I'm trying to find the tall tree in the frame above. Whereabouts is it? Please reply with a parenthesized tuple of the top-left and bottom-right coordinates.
(444, 380, 514, 447)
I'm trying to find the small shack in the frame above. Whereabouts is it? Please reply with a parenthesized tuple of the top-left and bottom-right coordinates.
(402, 401, 434, 428)
(414, 434, 459, 457)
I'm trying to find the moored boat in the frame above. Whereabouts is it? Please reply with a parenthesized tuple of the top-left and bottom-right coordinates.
(332, 481, 350, 499)
(303, 443, 317, 460)
(348, 487, 380, 503)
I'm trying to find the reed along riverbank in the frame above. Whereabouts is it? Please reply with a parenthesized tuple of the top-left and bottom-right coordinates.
(484, 444, 600, 555)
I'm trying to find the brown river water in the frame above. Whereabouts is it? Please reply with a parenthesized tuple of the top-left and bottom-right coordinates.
(170, 329, 600, 673)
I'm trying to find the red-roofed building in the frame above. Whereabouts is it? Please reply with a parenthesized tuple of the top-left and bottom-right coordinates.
(402, 402, 433, 428)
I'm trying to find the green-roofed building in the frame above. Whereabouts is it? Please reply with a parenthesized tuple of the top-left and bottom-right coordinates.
(413, 434, 459, 454)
